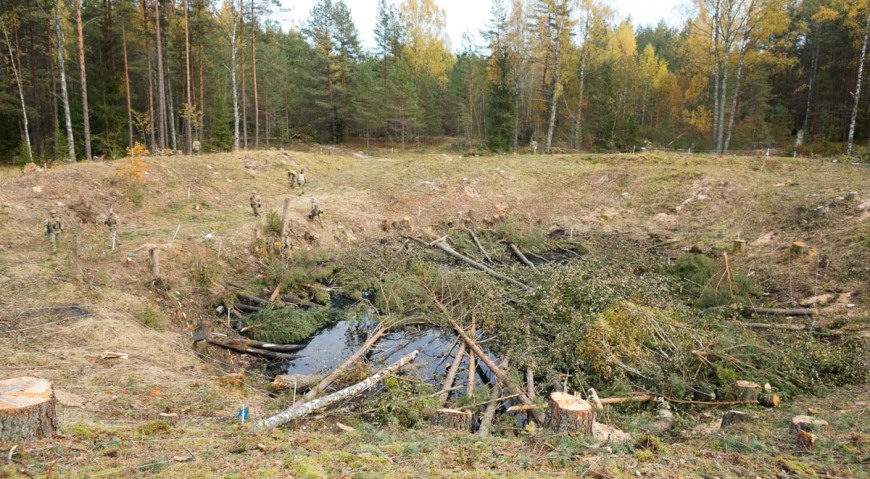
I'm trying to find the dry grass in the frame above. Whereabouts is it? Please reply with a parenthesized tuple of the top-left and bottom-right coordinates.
(0, 148, 867, 477)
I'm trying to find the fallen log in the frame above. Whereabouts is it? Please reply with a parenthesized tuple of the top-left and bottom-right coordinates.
(437, 342, 466, 405)
(741, 307, 818, 317)
(508, 243, 536, 269)
(477, 357, 510, 437)
(431, 408, 472, 432)
(506, 404, 543, 413)
(431, 241, 532, 291)
(599, 394, 655, 405)
(234, 303, 263, 314)
(237, 339, 304, 352)
(0, 377, 58, 441)
(207, 338, 300, 361)
(303, 324, 389, 401)
(467, 320, 476, 398)
(257, 350, 419, 429)
(448, 318, 544, 424)
(466, 228, 493, 263)
(272, 374, 326, 391)
(546, 392, 595, 435)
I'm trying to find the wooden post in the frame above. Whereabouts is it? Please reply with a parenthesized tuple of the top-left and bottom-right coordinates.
(0, 377, 58, 441)
(149, 247, 160, 276)
(281, 197, 292, 237)
(431, 408, 472, 432)
(545, 392, 595, 435)
(71, 235, 83, 282)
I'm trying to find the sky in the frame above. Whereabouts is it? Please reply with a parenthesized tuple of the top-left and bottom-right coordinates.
(272, 0, 687, 52)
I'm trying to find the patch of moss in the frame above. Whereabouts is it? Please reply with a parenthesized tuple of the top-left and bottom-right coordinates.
(136, 420, 170, 436)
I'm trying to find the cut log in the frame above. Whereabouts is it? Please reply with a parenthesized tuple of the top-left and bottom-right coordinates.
(447, 318, 544, 424)
(431, 240, 532, 291)
(272, 374, 325, 391)
(740, 307, 818, 317)
(234, 303, 263, 314)
(237, 339, 303, 352)
(437, 343, 466, 405)
(545, 392, 595, 435)
(721, 410, 751, 427)
(586, 388, 604, 410)
(303, 324, 388, 401)
(759, 393, 781, 408)
(726, 380, 761, 402)
(599, 394, 655, 405)
(431, 408, 472, 432)
(206, 338, 300, 361)
(256, 350, 419, 429)
(508, 243, 536, 269)
(478, 357, 509, 437)
(789, 415, 830, 434)
(0, 377, 58, 441)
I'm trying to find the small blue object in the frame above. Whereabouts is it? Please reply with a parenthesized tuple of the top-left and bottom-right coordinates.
(236, 406, 249, 422)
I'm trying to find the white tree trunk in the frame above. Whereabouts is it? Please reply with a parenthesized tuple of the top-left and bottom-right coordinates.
(2, 26, 32, 163)
(256, 350, 419, 429)
(545, 22, 562, 154)
(55, 0, 75, 160)
(847, 9, 870, 157)
(230, 17, 239, 151)
(723, 41, 748, 152)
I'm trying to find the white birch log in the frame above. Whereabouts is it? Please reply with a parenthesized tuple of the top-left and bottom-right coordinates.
(256, 350, 419, 429)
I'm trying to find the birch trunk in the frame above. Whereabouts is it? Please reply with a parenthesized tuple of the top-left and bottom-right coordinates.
(55, 0, 75, 160)
(723, 40, 748, 152)
(847, 9, 870, 157)
(256, 350, 419, 429)
(183, 0, 193, 154)
(155, 0, 168, 151)
(74, 0, 91, 160)
(251, 0, 259, 149)
(544, 22, 562, 155)
(230, 14, 240, 151)
(573, 52, 586, 150)
(2, 23, 32, 163)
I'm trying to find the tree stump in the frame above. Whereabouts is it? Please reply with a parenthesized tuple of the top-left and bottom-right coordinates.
(0, 377, 58, 441)
(791, 241, 810, 255)
(732, 239, 746, 254)
(726, 380, 761, 402)
(759, 393, 781, 408)
(431, 408, 472, 432)
(545, 392, 595, 435)
(789, 415, 829, 434)
(722, 410, 751, 427)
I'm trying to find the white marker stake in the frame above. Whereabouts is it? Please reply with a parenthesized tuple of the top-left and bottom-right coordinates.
(172, 224, 181, 241)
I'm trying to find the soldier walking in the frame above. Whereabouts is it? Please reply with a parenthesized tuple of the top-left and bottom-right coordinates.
(44, 210, 63, 254)
(308, 198, 323, 228)
(250, 191, 262, 217)
(104, 208, 119, 250)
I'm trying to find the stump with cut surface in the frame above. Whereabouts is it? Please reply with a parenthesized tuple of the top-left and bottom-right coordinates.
(790, 415, 830, 435)
(726, 380, 761, 402)
(431, 408, 472, 432)
(0, 377, 58, 441)
(545, 392, 595, 435)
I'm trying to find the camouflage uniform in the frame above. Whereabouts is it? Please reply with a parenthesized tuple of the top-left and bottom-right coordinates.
(308, 199, 323, 228)
(104, 209, 119, 249)
(250, 192, 262, 217)
(44, 210, 63, 254)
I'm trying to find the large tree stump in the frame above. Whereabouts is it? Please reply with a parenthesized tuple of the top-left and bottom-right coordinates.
(790, 415, 830, 434)
(0, 377, 58, 441)
(431, 408, 472, 432)
(726, 380, 761, 402)
(545, 392, 595, 435)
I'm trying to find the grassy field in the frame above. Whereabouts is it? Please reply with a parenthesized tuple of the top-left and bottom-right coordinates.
(0, 148, 867, 478)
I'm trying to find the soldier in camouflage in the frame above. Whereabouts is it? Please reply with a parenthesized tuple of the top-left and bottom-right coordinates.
(104, 208, 119, 249)
(44, 210, 63, 254)
(250, 191, 262, 217)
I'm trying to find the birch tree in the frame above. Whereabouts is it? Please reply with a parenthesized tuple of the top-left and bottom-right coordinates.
(847, 5, 870, 156)
(1, 13, 32, 163)
(55, 0, 75, 160)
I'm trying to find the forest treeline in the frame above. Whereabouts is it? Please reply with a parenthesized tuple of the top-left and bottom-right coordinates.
(0, 0, 869, 163)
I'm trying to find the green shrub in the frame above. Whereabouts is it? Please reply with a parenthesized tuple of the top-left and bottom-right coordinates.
(136, 307, 165, 331)
(242, 306, 344, 344)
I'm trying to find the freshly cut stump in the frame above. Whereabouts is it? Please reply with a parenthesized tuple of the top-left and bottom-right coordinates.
(726, 380, 761, 402)
(790, 415, 830, 434)
(431, 408, 472, 432)
(0, 377, 58, 441)
(546, 392, 595, 435)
